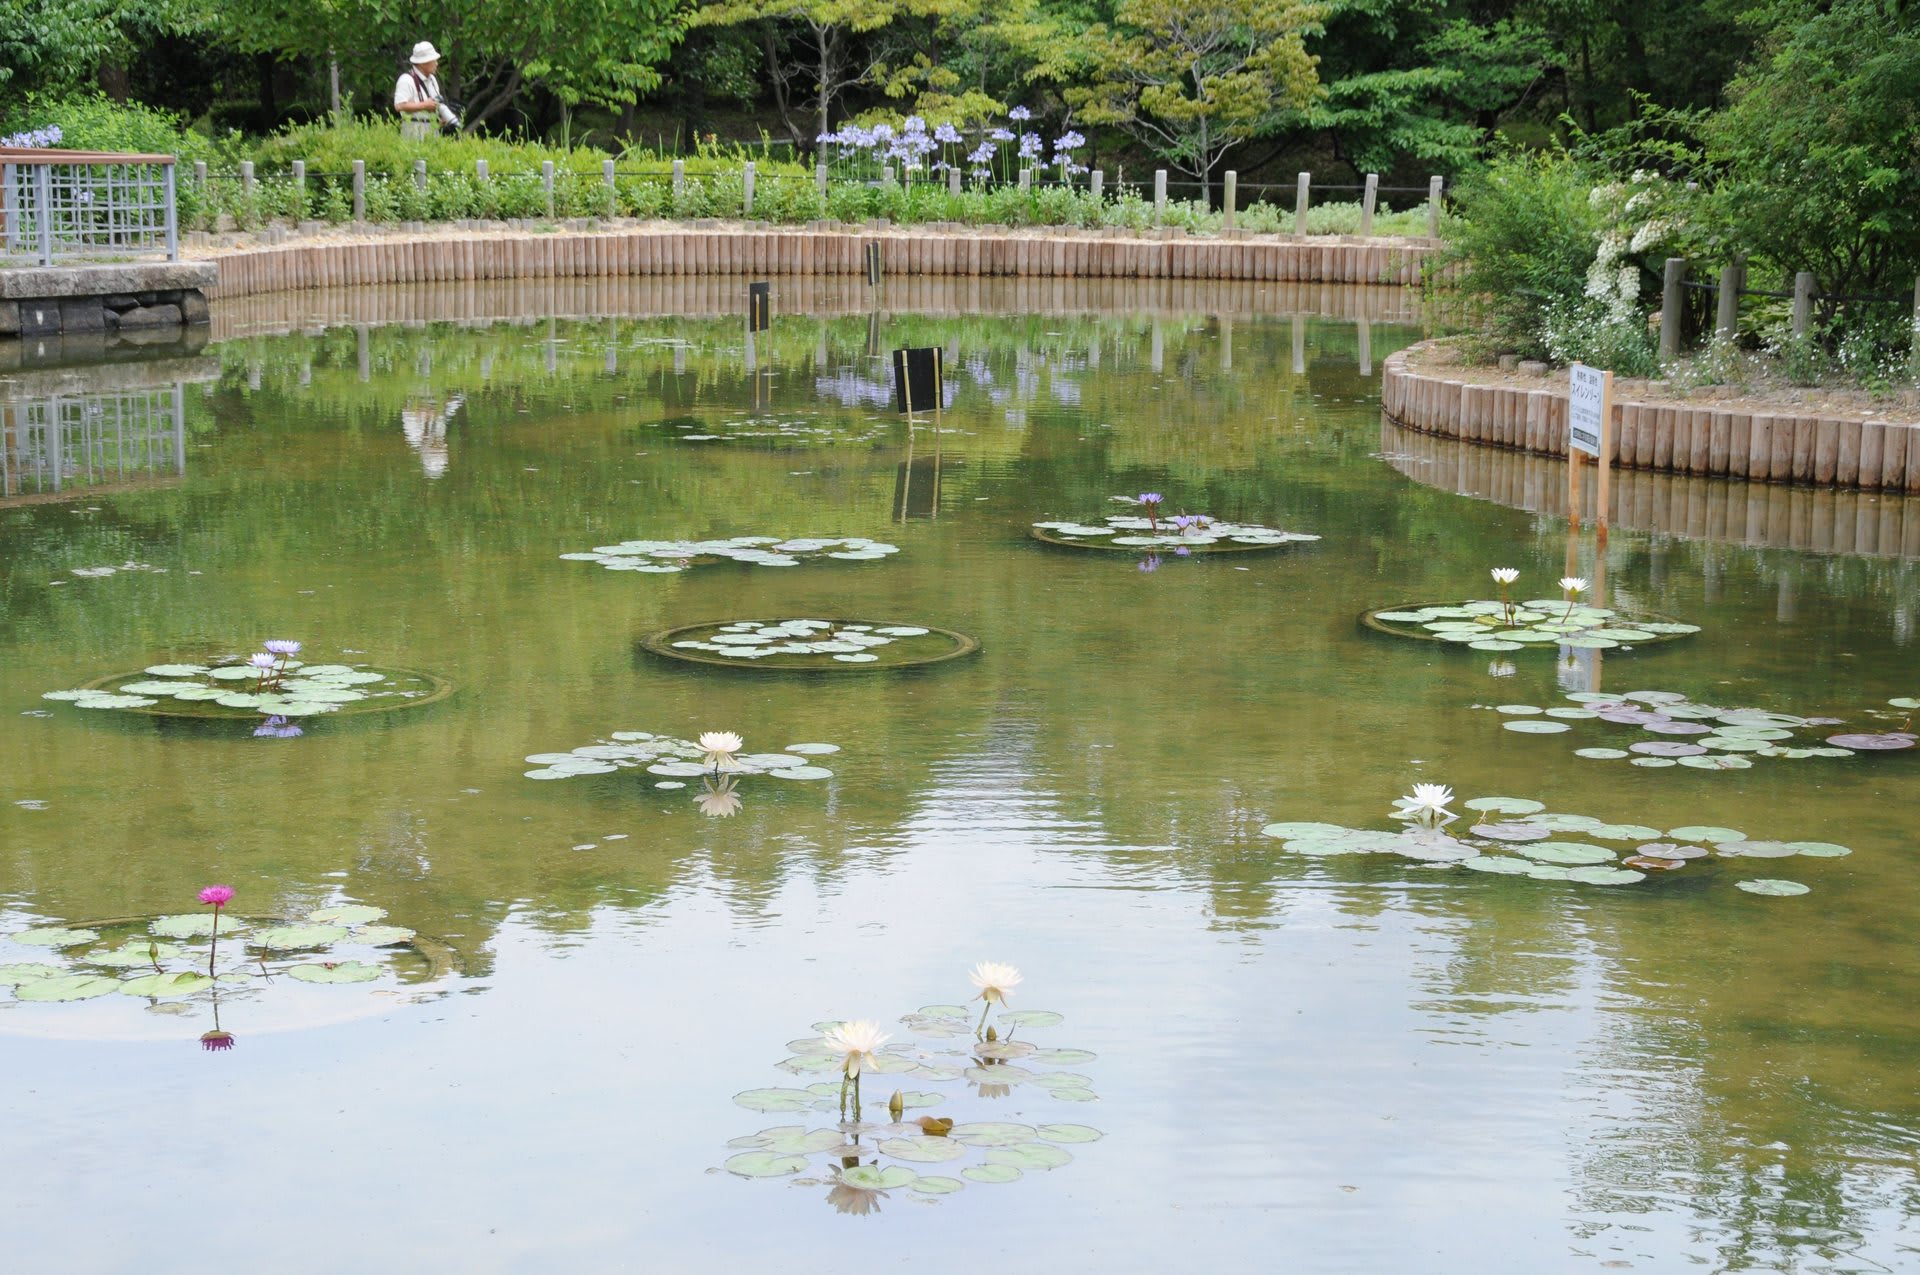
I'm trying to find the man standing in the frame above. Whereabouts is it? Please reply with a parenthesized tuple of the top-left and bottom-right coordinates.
(394, 42, 459, 140)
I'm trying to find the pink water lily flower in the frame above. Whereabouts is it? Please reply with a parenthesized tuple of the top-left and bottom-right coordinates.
(199, 885, 235, 907)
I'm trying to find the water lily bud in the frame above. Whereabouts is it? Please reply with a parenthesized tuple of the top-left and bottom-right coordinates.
(985, 1025, 998, 1042)
(888, 1090, 904, 1122)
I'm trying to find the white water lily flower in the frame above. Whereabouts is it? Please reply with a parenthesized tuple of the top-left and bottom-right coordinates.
(1392, 783, 1456, 824)
(823, 1019, 890, 1076)
(968, 961, 1023, 1005)
(695, 787, 742, 818)
(1559, 576, 1588, 595)
(1490, 568, 1518, 585)
(698, 730, 744, 770)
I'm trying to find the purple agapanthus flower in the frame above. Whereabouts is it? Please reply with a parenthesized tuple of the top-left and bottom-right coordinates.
(1009, 106, 1032, 122)
(1052, 130, 1086, 153)
(968, 142, 995, 164)
(934, 123, 961, 144)
(1018, 133, 1043, 159)
(2, 125, 63, 148)
(903, 115, 927, 134)
(989, 128, 1014, 143)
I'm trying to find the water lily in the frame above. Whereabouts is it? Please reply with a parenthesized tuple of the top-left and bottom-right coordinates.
(1491, 567, 1518, 622)
(826, 1177, 885, 1215)
(200, 884, 233, 976)
(970, 960, 1022, 1035)
(1559, 575, 1588, 623)
(263, 639, 301, 656)
(698, 730, 744, 772)
(824, 1019, 891, 1118)
(199, 1030, 236, 1052)
(1391, 783, 1456, 826)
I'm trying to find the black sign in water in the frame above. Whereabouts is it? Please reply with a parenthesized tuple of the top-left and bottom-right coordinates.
(747, 281, 770, 332)
(892, 347, 943, 414)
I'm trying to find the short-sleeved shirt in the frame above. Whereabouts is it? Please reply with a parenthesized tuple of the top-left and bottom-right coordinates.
(394, 70, 441, 110)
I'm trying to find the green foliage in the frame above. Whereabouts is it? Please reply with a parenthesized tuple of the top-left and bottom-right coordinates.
(1539, 297, 1658, 377)
(1701, 0, 1920, 301)
(0, 92, 226, 162)
(1439, 149, 1601, 358)
(1068, 0, 1324, 182)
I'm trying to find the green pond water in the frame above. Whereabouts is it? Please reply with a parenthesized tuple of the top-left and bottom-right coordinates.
(1, 282, 1916, 1272)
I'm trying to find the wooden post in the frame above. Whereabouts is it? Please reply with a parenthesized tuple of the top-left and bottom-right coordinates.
(351, 160, 365, 223)
(193, 160, 206, 193)
(240, 160, 255, 200)
(1660, 257, 1686, 358)
(1911, 273, 1920, 380)
(1222, 171, 1236, 231)
(1597, 385, 1613, 542)
(1361, 173, 1378, 237)
(743, 161, 755, 215)
(1426, 175, 1443, 239)
(948, 166, 961, 197)
(1792, 271, 1815, 338)
(413, 159, 427, 191)
(672, 159, 685, 199)
(541, 160, 555, 217)
(1294, 171, 1309, 235)
(1153, 170, 1167, 224)
(816, 162, 828, 199)
(1716, 261, 1741, 341)
(291, 159, 305, 218)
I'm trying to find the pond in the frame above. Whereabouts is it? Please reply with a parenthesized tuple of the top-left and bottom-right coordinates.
(1, 279, 1915, 1271)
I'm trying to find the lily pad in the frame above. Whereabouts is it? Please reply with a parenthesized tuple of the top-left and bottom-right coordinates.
(1736, 879, 1810, 896)
(118, 971, 214, 997)
(910, 1176, 965, 1195)
(724, 1151, 809, 1178)
(148, 913, 245, 939)
(309, 904, 388, 926)
(13, 973, 120, 1001)
(949, 1122, 1037, 1148)
(995, 1010, 1064, 1029)
(9, 927, 99, 947)
(733, 1087, 824, 1113)
(838, 1165, 917, 1190)
(1565, 866, 1647, 885)
(878, 1135, 968, 1163)
(0, 963, 62, 985)
(1667, 826, 1746, 843)
(987, 1142, 1074, 1171)
(961, 1164, 1023, 1184)
(348, 925, 416, 946)
(1463, 797, 1545, 815)
(1034, 1124, 1104, 1144)
(252, 923, 349, 950)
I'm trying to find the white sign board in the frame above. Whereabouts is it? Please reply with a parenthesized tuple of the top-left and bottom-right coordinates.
(1568, 362, 1607, 458)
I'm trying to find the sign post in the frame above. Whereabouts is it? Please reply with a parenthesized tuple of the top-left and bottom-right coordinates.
(1567, 362, 1614, 538)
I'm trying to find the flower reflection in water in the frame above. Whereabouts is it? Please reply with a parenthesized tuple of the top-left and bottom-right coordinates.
(695, 774, 743, 818)
(1137, 554, 1160, 573)
(1486, 659, 1517, 678)
(253, 714, 304, 739)
(825, 1176, 886, 1215)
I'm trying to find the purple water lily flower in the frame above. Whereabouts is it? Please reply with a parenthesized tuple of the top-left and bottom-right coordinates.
(1174, 546, 1191, 557)
(1138, 555, 1160, 573)
(263, 639, 301, 656)
(246, 652, 277, 670)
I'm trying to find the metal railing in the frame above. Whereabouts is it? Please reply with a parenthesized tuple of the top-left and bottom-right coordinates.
(0, 148, 179, 266)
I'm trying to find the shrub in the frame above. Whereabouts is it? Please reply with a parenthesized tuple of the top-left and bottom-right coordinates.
(1441, 150, 1603, 359)
(0, 93, 226, 164)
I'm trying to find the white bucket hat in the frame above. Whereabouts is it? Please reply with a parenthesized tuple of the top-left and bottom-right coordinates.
(409, 42, 441, 64)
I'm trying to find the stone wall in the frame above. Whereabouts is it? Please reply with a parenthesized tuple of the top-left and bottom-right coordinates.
(0, 263, 215, 342)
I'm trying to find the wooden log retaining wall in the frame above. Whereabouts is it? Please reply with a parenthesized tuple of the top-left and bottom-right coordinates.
(1382, 342, 1920, 493)
(206, 275, 1423, 343)
(1379, 418, 1920, 559)
(201, 227, 1434, 302)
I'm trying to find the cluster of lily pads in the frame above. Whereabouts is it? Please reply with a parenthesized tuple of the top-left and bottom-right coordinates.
(1483, 689, 1918, 763)
(1367, 570, 1697, 652)
(1261, 787, 1844, 895)
(655, 413, 889, 448)
(64, 561, 165, 579)
(43, 643, 430, 719)
(1365, 601, 1699, 651)
(0, 887, 437, 1046)
(659, 619, 945, 666)
(1032, 515, 1319, 554)
(725, 964, 1100, 1210)
(561, 536, 899, 574)
(525, 730, 837, 817)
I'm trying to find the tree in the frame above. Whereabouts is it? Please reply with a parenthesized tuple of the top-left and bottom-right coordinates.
(691, 0, 968, 146)
(0, 0, 195, 96)
(1701, 0, 1920, 304)
(1064, 0, 1323, 193)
